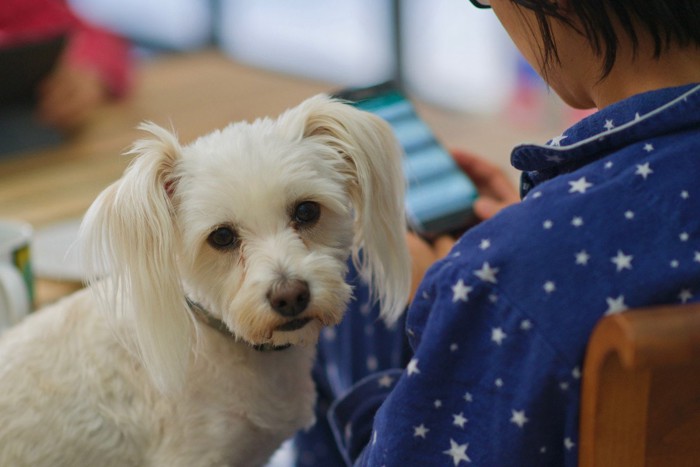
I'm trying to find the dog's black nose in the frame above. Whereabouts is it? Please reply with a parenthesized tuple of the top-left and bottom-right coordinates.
(268, 279, 310, 317)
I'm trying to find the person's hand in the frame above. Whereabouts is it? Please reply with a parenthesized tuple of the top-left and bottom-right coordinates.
(452, 149, 520, 220)
(406, 233, 456, 302)
(37, 63, 108, 132)
(406, 151, 518, 301)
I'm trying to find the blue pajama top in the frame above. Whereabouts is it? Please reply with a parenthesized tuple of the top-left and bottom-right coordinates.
(294, 83, 700, 467)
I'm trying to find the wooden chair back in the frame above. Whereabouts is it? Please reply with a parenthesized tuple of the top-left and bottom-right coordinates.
(579, 302, 700, 466)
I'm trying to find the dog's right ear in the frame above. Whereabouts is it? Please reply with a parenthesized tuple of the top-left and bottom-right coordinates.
(81, 122, 193, 394)
(292, 95, 411, 326)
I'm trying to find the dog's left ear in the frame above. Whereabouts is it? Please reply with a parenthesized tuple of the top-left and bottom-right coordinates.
(296, 95, 411, 324)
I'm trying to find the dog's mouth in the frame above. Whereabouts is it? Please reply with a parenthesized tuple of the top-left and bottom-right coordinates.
(276, 317, 312, 332)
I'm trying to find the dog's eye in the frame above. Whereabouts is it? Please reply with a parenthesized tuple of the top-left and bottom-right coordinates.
(294, 201, 321, 226)
(208, 226, 238, 250)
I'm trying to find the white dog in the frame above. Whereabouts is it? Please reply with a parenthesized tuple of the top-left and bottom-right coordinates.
(0, 95, 410, 467)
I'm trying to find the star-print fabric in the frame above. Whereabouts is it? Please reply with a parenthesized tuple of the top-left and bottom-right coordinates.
(293, 83, 700, 466)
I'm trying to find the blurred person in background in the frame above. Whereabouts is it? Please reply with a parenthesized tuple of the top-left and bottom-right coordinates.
(0, 0, 132, 133)
(294, 0, 700, 465)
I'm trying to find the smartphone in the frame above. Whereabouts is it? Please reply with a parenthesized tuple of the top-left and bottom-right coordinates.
(334, 82, 477, 237)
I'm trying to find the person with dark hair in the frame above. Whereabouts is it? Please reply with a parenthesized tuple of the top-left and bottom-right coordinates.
(294, 0, 700, 465)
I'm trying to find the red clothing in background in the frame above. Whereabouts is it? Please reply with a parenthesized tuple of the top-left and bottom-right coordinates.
(0, 0, 132, 97)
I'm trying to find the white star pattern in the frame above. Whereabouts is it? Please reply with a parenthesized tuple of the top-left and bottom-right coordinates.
(543, 220, 554, 229)
(452, 279, 472, 303)
(572, 367, 582, 379)
(571, 216, 584, 227)
(549, 135, 567, 146)
(575, 250, 590, 265)
(695, 252, 700, 263)
(624, 210, 635, 220)
(491, 327, 507, 345)
(569, 177, 593, 194)
(323, 327, 336, 341)
(605, 295, 628, 315)
(604, 161, 613, 169)
(643, 143, 654, 152)
(450, 343, 459, 352)
(407, 359, 420, 376)
(434, 400, 443, 409)
(413, 424, 429, 439)
(367, 356, 378, 371)
(543, 281, 556, 293)
(479, 239, 491, 250)
(679, 289, 693, 303)
(635, 162, 653, 179)
(520, 320, 533, 331)
(604, 119, 615, 131)
(680, 232, 689, 242)
(474, 262, 499, 284)
(359, 303, 371, 316)
(681, 190, 689, 199)
(671, 260, 679, 268)
(464, 392, 473, 402)
(443, 439, 471, 466)
(611, 250, 634, 271)
(564, 438, 576, 451)
(452, 412, 468, 429)
(510, 410, 529, 428)
(378, 375, 394, 388)
(495, 378, 504, 388)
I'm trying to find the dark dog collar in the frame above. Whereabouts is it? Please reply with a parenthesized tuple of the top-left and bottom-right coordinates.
(185, 297, 291, 352)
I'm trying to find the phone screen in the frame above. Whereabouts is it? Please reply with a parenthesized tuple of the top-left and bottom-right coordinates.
(334, 82, 477, 237)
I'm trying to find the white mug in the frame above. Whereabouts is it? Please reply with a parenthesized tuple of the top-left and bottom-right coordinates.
(0, 220, 34, 331)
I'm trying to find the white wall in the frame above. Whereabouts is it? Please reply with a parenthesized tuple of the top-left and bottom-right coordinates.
(401, 0, 518, 114)
(218, 0, 396, 87)
(69, 0, 520, 113)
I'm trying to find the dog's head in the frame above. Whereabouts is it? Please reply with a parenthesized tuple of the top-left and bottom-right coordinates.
(81, 95, 410, 392)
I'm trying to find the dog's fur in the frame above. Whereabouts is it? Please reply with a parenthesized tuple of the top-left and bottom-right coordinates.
(0, 95, 410, 466)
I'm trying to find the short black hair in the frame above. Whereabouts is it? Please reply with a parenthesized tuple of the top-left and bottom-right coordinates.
(514, 0, 700, 78)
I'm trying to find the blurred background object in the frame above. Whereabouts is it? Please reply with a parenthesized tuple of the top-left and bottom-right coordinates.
(0, 0, 132, 155)
(218, 0, 396, 87)
(401, 0, 518, 114)
(68, 0, 214, 52)
(66, 0, 580, 123)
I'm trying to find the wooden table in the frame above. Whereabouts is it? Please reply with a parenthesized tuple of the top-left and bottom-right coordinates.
(0, 50, 544, 307)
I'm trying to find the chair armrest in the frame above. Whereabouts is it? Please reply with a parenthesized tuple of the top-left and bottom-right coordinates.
(585, 303, 700, 371)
